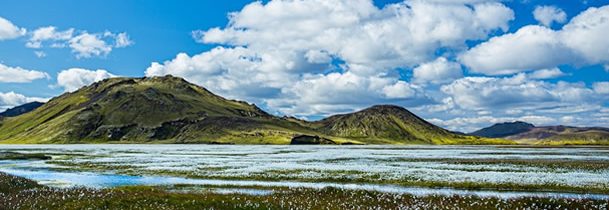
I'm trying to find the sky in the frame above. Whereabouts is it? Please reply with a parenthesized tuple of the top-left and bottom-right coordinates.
(1, 0, 609, 132)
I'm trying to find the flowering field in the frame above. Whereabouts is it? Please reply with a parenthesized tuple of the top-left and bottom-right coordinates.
(1, 145, 609, 209)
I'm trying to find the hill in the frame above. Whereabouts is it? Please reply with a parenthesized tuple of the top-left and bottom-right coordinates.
(0, 102, 44, 117)
(470, 121, 535, 138)
(310, 105, 491, 144)
(471, 122, 609, 145)
(0, 75, 510, 145)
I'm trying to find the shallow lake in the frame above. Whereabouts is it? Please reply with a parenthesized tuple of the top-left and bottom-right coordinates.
(1, 145, 609, 199)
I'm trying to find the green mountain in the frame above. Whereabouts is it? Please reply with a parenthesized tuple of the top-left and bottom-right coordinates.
(310, 105, 486, 144)
(0, 76, 510, 145)
(472, 122, 609, 145)
(0, 102, 44, 117)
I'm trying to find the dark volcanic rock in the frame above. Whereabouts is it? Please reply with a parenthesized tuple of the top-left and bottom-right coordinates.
(290, 135, 336, 145)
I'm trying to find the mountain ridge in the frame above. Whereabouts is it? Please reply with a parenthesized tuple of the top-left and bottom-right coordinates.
(0, 75, 509, 145)
(0, 102, 44, 118)
(470, 121, 535, 138)
(309, 105, 468, 144)
(471, 122, 609, 145)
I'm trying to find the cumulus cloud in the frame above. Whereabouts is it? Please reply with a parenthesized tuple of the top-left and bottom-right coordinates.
(440, 74, 598, 111)
(413, 57, 463, 84)
(26, 26, 133, 58)
(148, 0, 514, 116)
(69, 33, 113, 58)
(460, 25, 574, 75)
(267, 72, 428, 116)
(197, 0, 513, 70)
(594, 82, 609, 94)
(144, 0, 609, 131)
(0, 92, 47, 112)
(0, 16, 26, 40)
(561, 6, 609, 65)
(422, 74, 607, 132)
(383, 81, 418, 99)
(533, 5, 567, 27)
(56, 68, 116, 92)
(461, 5, 609, 75)
(0, 63, 50, 83)
(527, 68, 566, 79)
(26, 26, 74, 48)
(110, 32, 134, 48)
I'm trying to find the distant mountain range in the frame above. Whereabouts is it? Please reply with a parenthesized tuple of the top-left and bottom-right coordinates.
(471, 121, 609, 145)
(0, 75, 504, 145)
(0, 102, 44, 118)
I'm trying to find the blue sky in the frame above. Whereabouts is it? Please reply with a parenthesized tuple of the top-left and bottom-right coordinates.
(1, 0, 609, 132)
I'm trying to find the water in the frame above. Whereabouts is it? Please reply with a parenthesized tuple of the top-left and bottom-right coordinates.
(1, 145, 609, 199)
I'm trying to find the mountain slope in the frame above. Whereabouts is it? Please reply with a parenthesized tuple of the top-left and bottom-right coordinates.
(471, 122, 609, 145)
(470, 121, 535, 138)
(310, 105, 503, 144)
(0, 102, 44, 117)
(0, 76, 311, 144)
(0, 76, 511, 145)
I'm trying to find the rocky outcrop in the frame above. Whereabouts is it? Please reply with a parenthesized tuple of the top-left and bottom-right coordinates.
(290, 135, 336, 145)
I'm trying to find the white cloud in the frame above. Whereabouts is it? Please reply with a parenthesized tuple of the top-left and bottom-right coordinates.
(460, 25, 573, 75)
(191, 30, 206, 43)
(533, 5, 567, 27)
(26, 26, 132, 58)
(267, 72, 427, 116)
(383, 81, 417, 99)
(57, 68, 116, 92)
(149, 0, 513, 116)
(0, 63, 50, 83)
(0, 92, 47, 112)
(69, 33, 113, 58)
(461, 5, 609, 75)
(440, 74, 597, 111)
(594, 82, 609, 94)
(34, 51, 47, 58)
(561, 6, 609, 65)
(0, 16, 26, 40)
(561, 115, 575, 124)
(26, 26, 74, 48)
(112, 32, 133, 48)
(413, 57, 463, 84)
(143, 1, 609, 131)
(146, 47, 310, 101)
(198, 0, 513, 70)
(304, 50, 332, 64)
(527, 68, 566, 79)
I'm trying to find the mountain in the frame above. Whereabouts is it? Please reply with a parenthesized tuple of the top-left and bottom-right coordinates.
(471, 122, 609, 145)
(0, 102, 44, 117)
(470, 121, 535, 138)
(0, 75, 509, 145)
(310, 105, 482, 144)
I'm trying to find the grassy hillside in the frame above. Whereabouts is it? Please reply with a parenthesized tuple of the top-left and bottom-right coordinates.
(0, 76, 512, 145)
(310, 105, 507, 145)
